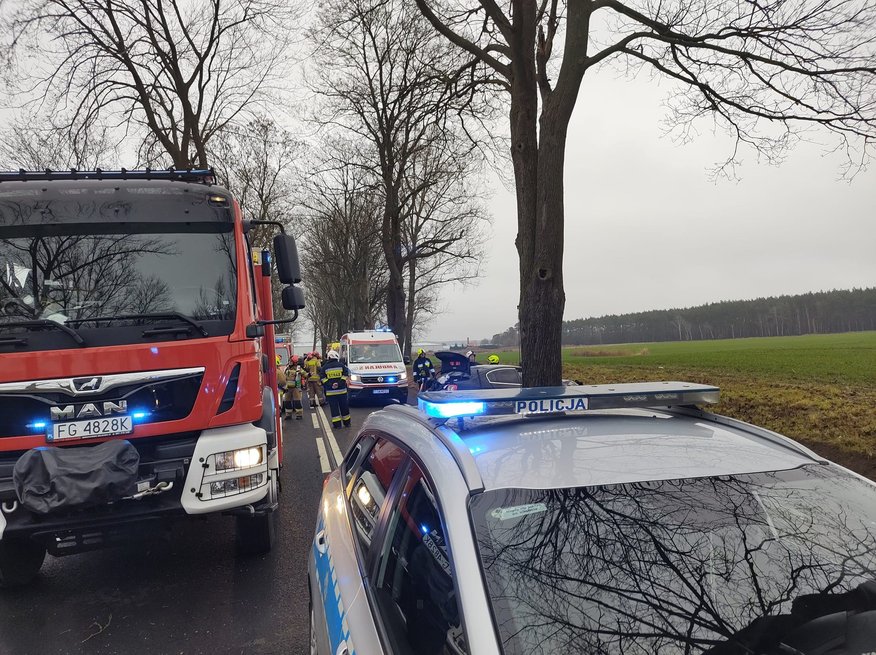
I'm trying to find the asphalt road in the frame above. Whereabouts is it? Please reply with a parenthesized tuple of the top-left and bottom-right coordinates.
(0, 392, 402, 655)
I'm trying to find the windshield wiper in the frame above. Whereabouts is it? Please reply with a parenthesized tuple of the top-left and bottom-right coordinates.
(0, 319, 86, 346)
(67, 312, 209, 337)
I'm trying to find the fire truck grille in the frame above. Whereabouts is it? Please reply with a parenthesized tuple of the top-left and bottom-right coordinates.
(0, 374, 204, 438)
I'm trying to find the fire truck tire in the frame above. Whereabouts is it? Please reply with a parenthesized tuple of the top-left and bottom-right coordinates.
(236, 465, 279, 556)
(235, 510, 276, 556)
(0, 539, 46, 588)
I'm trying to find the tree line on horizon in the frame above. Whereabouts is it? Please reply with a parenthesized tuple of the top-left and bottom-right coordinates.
(489, 288, 876, 346)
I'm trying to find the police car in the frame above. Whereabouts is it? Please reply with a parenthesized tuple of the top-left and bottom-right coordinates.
(308, 382, 876, 654)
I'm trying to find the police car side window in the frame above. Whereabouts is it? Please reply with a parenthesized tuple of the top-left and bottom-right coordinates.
(373, 462, 468, 655)
(347, 438, 406, 556)
(342, 437, 368, 489)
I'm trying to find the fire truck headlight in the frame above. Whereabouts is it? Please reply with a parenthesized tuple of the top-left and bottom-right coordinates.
(209, 473, 264, 497)
(233, 447, 263, 469)
(213, 446, 264, 472)
(356, 483, 372, 507)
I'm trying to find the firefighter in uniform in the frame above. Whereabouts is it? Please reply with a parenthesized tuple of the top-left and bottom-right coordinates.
(412, 348, 435, 391)
(304, 351, 326, 408)
(276, 355, 289, 418)
(321, 350, 351, 429)
(284, 354, 305, 420)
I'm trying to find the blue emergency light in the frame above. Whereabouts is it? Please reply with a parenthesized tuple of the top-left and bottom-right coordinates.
(418, 382, 720, 420)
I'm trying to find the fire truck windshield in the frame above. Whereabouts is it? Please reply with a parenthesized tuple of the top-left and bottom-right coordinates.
(0, 222, 238, 348)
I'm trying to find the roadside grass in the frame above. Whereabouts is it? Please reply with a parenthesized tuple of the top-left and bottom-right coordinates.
(490, 332, 876, 478)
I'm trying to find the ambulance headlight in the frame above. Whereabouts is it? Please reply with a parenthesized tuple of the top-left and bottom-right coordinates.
(350, 374, 360, 382)
(400, 372, 407, 381)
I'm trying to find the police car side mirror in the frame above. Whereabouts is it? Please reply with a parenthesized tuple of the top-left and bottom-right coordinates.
(281, 285, 305, 310)
(273, 234, 301, 284)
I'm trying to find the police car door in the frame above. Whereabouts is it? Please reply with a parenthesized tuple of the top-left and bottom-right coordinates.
(311, 435, 408, 655)
(369, 458, 470, 655)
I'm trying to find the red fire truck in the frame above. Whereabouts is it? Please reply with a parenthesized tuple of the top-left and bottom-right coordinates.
(0, 169, 304, 586)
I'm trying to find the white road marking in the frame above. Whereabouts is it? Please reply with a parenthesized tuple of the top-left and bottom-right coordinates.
(316, 405, 343, 466)
(310, 412, 319, 429)
(315, 438, 331, 474)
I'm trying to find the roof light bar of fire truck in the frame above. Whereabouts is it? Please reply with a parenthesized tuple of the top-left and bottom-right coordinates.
(417, 382, 720, 420)
(0, 167, 216, 184)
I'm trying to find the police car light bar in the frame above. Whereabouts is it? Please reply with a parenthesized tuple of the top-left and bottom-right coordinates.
(418, 382, 720, 420)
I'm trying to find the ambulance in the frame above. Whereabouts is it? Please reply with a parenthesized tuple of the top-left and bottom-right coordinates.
(339, 330, 409, 403)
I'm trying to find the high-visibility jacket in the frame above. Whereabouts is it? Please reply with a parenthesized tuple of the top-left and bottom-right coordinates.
(412, 355, 434, 382)
(304, 356, 322, 381)
(321, 360, 350, 396)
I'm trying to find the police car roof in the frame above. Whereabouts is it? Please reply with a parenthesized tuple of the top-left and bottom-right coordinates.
(378, 383, 825, 492)
(454, 410, 820, 491)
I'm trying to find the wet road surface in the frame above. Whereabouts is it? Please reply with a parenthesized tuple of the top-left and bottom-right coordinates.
(0, 393, 404, 654)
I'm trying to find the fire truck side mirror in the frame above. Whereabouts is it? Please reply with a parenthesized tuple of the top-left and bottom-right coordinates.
(273, 234, 301, 284)
(281, 285, 305, 310)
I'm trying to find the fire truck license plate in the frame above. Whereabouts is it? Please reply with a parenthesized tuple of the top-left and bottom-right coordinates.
(51, 417, 133, 441)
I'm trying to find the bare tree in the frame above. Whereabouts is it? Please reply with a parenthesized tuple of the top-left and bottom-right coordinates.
(310, 0, 494, 355)
(415, 0, 876, 385)
(298, 159, 387, 344)
(0, 116, 116, 170)
(1, 0, 293, 168)
(400, 138, 490, 357)
(211, 117, 301, 322)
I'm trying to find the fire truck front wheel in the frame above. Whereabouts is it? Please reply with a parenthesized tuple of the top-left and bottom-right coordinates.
(235, 510, 276, 557)
(0, 539, 46, 588)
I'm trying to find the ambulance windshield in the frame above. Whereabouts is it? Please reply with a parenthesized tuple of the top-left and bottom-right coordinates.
(349, 343, 402, 364)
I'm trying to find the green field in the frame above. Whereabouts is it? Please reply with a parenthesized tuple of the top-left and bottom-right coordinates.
(494, 332, 876, 477)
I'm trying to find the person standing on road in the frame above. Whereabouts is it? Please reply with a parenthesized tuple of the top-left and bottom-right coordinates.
(321, 350, 352, 429)
(304, 351, 326, 408)
(276, 355, 290, 419)
(412, 349, 435, 392)
(284, 354, 305, 420)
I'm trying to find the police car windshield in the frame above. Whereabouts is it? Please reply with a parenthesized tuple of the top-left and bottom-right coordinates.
(468, 464, 876, 654)
(349, 343, 402, 364)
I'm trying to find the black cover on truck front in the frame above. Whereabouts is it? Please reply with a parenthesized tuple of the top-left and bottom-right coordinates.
(12, 441, 140, 514)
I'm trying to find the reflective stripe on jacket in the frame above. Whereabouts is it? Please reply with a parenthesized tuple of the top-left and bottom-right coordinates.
(321, 361, 350, 396)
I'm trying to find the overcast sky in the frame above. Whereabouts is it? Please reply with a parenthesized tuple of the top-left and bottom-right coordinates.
(425, 71, 876, 344)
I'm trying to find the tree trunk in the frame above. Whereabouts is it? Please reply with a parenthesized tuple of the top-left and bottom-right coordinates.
(519, 120, 566, 386)
(404, 256, 417, 360)
(382, 193, 407, 351)
(508, 1, 555, 386)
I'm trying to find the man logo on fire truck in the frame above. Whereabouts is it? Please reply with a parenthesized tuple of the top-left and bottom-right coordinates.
(0, 168, 305, 588)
